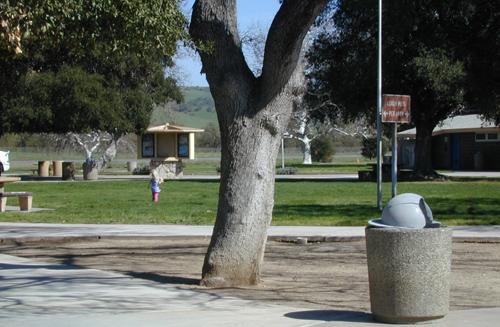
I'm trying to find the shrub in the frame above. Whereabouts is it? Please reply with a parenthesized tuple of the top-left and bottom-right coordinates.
(361, 137, 389, 159)
(132, 164, 150, 175)
(276, 166, 298, 175)
(311, 136, 335, 163)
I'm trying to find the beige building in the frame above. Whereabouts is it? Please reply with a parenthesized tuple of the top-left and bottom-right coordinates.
(138, 123, 204, 179)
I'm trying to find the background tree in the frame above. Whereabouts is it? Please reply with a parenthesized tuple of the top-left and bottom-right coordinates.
(307, 0, 500, 177)
(240, 18, 369, 165)
(311, 135, 335, 163)
(1, 0, 188, 169)
(197, 122, 221, 150)
(190, 0, 329, 287)
(362, 136, 389, 160)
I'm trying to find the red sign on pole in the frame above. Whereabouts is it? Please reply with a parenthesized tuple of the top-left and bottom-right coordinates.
(382, 95, 411, 123)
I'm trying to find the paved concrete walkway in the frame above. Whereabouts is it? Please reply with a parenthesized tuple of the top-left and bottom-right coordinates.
(1, 223, 499, 326)
(1, 223, 500, 243)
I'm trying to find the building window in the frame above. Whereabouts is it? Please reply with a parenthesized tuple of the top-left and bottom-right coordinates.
(141, 134, 155, 157)
(476, 132, 499, 142)
(177, 133, 189, 157)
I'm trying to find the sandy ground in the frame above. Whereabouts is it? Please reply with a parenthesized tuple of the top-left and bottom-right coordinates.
(1, 237, 499, 312)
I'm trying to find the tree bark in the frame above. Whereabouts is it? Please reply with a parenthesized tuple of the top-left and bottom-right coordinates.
(190, 0, 329, 287)
(97, 133, 122, 172)
(413, 121, 436, 177)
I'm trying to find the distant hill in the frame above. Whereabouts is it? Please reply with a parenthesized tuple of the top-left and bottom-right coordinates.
(176, 87, 217, 128)
(150, 87, 217, 129)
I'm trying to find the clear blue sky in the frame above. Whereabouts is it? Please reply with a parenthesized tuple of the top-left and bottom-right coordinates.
(176, 0, 281, 87)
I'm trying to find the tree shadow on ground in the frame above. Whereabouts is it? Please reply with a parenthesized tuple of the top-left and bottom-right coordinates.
(125, 272, 200, 285)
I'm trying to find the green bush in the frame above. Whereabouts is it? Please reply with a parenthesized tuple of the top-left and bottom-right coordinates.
(311, 136, 335, 163)
(276, 166, 298, 175)
(132, 164, 150, 175)
(361, 137, 389, 159)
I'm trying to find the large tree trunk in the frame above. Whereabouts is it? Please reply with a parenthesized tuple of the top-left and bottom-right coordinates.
(191, 0, 328, 287)
(413, 121, 436, 177)
(202, 85, 298, 287)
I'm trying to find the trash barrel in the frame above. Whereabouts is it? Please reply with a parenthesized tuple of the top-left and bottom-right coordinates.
(38, 161, 50, 177)
(127, 161, 137, 172)
(83, 163, 98, 180)
(52, 160, 63, 176)
(366, 193, 452, 324)
(474, 151, 485, 171)
(62, 162, 76, 180)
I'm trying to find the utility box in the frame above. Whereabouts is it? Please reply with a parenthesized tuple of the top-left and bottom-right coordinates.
(138, 123, 204, 179)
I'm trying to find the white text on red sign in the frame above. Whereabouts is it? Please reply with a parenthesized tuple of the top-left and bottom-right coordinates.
(385, 101, 407, 107)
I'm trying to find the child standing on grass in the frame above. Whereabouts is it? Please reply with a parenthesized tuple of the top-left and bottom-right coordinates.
(148, 170, 164, 202)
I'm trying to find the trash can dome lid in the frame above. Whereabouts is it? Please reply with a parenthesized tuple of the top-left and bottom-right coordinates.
(368, 193, 441, 229)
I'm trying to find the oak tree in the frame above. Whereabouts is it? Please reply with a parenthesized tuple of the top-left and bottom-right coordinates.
(190, 0, 329, 287)
(307, 0, 500, 177)
(1, 0, 187, 143)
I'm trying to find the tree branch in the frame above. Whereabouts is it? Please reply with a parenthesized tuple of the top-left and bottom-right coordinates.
(190, 0, 254, 91)
(258, 0, 329, 103)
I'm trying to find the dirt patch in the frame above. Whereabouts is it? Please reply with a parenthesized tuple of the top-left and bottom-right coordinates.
(1, 237, 499, 311)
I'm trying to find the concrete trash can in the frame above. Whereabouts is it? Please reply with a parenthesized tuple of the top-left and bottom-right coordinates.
(474, 151, 485, 171)
(62, 162, 76, 180)
(38, 161, 50, 177)
(127, 161, 137, 172)
(366, 193, 452, 324)
(365, 227, 453, 324)
(52, 160, 63, 176)
(83, 163, 98, 180)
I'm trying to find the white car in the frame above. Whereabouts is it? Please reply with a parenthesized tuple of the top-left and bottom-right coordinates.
(0, 151, 10, 174)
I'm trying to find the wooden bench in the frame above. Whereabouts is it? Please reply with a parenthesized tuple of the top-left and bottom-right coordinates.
(0, 192, 33, 212)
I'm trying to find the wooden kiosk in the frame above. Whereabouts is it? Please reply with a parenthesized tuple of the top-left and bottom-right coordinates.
(138, 123, 204, 179)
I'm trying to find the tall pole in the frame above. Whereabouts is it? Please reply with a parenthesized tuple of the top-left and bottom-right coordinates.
(376, 0, 383, 210)
(392, 123, 398, 197)
(281, 138, 285, 169)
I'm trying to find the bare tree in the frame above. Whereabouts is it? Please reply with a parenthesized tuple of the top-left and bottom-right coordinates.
(51, 132, 135, 171)
(286, 93, 375, 164)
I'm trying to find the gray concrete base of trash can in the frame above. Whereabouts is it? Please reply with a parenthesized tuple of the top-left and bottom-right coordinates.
(365, 226, 453, 324)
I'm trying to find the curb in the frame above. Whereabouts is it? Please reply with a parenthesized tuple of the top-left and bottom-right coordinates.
(2, 234, 499, 245)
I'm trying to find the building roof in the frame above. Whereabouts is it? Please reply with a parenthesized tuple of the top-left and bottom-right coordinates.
(146, 123, 204, 133)
(398, 115, 499, 138)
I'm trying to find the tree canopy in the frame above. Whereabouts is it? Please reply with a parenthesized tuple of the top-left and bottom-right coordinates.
(0, 0, 188, 137)
(307, 0, 500, 176)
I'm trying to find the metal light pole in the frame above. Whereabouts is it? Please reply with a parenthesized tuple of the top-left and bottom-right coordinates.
(281, 138, 285, 169)
(376, 0, 383, 210)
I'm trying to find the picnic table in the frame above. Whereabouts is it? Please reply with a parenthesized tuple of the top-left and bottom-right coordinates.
(0, 177, 33, 212)
(0, 177, 21, 192)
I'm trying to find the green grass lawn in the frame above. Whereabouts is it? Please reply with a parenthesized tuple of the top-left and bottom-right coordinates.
(8, 159, 372, 176)
(183, 157, 371, 175)
(1, 179, 499, 226)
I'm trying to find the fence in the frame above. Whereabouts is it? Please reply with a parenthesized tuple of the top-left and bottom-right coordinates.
(0, 147, 137, 161)
(1, 146, 362, 161)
